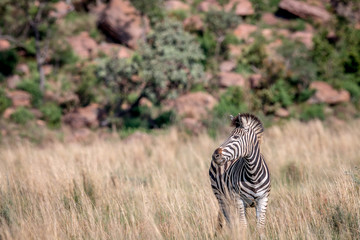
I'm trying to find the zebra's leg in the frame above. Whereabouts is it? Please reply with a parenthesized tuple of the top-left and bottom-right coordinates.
(235, 198, 247, 227)
(215, 203, 230, 236)
(255, 196, 269, 239)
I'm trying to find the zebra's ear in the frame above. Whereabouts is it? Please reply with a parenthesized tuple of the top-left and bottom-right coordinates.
(230, 114, 244, 128)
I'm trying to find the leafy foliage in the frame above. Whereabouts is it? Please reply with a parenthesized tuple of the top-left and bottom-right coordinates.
(10, 107, 35, 125)
(300, 104, 325, 121)
(140, 20, 205, 102)
(17, 80, 43, 107)
(40, 102, 62, 128)
(0, 89, 11, 115)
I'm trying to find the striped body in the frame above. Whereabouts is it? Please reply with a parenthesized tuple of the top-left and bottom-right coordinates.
(209, 113, 270, 235)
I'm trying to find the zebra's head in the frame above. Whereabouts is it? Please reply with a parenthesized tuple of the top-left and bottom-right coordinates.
(212, 113, 264, 165)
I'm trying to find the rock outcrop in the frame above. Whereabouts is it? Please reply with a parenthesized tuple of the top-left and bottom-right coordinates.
(98, 0, 150, 49)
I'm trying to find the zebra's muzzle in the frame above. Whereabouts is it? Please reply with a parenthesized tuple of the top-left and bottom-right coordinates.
(212, 148, 225, 165)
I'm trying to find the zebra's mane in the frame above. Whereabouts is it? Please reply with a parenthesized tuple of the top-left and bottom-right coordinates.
(231, 113, 264, 139)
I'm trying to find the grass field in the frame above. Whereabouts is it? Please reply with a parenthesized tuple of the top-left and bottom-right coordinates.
(0, 119, 359, 239)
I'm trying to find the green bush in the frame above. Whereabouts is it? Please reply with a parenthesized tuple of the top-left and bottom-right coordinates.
(40, 102, 62, 128)
(300, 104, 325, 121)
(10, 107, 35, 125)
(0, 48, 18, 76)
(213, 87, 248, 118)
(0, 89, 11, 115)
(50, 41, 78, 66)
(17, 80, 43, 107)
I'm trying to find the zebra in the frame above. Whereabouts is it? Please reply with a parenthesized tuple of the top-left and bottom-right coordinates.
(209, 113, 270, 237)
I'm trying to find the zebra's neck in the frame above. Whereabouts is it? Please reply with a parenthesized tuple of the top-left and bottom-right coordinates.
(243, 141, 262, 180)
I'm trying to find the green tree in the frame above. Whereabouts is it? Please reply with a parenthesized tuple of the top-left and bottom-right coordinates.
(204, 9, 240, 60)
(0, 0, 58, 93)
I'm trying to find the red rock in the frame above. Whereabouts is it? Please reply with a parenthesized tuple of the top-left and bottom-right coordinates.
(249, 74, 262, 88)
(0, 39, 11, 51)
(7, 90, 32, 107)
(36, 119, 46, 126)
(183, 15, 204, 31)
(182, 117, 203, 135)
(261, 29, 273, 40)
(220, 61, 237, 72)
(166, 92, 217, 120)
(98, 0, 150, 49)
(139, 98, 152, 108)
(277, 29, 291, 38)
(49, 1, 72, 18)
(233, 24, 257, 41)
(261, 13, 280, 25)
(165, 0, 190, 11)
(67, 32, 98, 59)
(218, 72, 248, 88)
(225, 0, 254, 16)
(78, 103, 99, 128)
(42, 65, 53, 76)
(63, 103, 99, 129)
(16, 63, 30, 75)
(29, 108, 43, 118)
(228, 44, 244, 58)
(279, 0, 331, 23)
(197, 0, 221, 12)
(98, 42, 133, 58)
(291, 31, 314, 48)
(6, 75, 21, 89)
(308, 81, 350, 104)
(275, 108, 290, 117)
(3, 108, 15, 119)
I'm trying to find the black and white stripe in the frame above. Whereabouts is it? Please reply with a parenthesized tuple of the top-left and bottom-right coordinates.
(209, 113, 270, 236)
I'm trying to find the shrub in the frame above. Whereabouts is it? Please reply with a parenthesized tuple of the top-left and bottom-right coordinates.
(40, 102, 62, 128)
(140, 19, 205, 102)
(50, 41, 78, 67)
(0, 89, 11, 115)
(0, 48, 18, 76)
(300, 104, 325, 121)
(10, 107, 35, 125)
(17, 80, 43, 107)
(213, 87, 248, 118)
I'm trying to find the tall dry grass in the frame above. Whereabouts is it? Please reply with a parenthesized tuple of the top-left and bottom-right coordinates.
(0, 119, 359, 239)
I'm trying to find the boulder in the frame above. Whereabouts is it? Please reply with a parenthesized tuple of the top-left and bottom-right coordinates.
(49, 1, 72, 18)
(278, 0, 331, 23)
(67, 32, 98, 59)
(291, 31, 314, 48)
(197, 0, 221, 12)
(228, 44, 244, 58)
(249, 73, 262, 88)
(16, 63, 30, 75)
(261, 29, 274, 41)
(3, 108, 15, 119)
(233, 24, 257, 41)
(308, 81, 350, 104)
(98, 0, 150, 49)
(225, 0, 254, 16)
(63, 103, 99, 129)
(98, 42, 133, 58)
(166, 92, 217, 120)
(261, 13, 280, 25)
(183, 15, 204, 31)
(7, 90, 32, 107)
(182, 117, 203, 135)
(275, 108, 290, 118)
(220, 60, 237, 72)
(42, 65, 53, 76)
(165, 0, 190, 11)
(6, 75, 21, 89)
(0, 39, 11, 51)
(218, 72, 248, 88)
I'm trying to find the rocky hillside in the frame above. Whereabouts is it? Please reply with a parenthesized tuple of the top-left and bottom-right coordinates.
(0, 0, 359, 141)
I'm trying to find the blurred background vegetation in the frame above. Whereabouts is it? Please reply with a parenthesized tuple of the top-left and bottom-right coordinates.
(0, 0, 359, 141)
